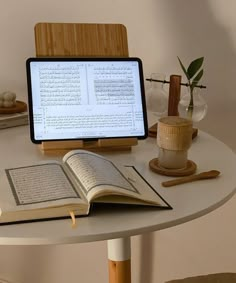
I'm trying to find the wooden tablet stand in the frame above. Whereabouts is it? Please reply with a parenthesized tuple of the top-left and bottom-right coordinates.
(34, 23, 138, 154)
(40, 138, 138, 155)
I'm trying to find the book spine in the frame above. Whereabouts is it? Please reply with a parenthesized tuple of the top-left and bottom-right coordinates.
(0, 117, 28, 129)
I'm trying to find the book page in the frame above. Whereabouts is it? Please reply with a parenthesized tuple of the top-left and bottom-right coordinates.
(63, 151, 138, 197)
(3, 162, 86, 211)
(63, 150, 170, 208)
(110, 166, 170, 207)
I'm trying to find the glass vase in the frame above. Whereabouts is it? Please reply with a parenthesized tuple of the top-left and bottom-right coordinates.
(178, 87, 207, 122)
(146, 73, 168, 120)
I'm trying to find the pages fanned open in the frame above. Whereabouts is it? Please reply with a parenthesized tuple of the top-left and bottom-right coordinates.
(0, 150, 171, 224)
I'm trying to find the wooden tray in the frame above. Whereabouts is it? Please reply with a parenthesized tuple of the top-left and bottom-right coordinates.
(0, 101, 27, 114)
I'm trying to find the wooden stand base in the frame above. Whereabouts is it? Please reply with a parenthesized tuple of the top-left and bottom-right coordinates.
(39, 138, 138, 155)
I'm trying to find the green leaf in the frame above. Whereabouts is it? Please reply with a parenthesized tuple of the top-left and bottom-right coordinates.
(187, 57, 204, 79)
(193, 69, 204, 84)
(177, 56, 189, 80)
(191, 69, 204, 91)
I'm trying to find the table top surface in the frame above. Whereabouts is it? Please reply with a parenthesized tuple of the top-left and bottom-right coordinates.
(0, 125, 236, 245)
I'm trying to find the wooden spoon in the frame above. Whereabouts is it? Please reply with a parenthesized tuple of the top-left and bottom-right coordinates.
(162, 170, 221, 187)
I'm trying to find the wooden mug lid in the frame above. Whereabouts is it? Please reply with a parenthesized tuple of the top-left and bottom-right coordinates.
(157, 116, 193, 151)
(158, 116, 192, 127)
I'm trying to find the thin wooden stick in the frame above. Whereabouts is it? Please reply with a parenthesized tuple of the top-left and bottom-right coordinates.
(146, 78, 206, 89)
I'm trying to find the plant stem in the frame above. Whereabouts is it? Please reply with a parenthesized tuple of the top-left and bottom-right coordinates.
(187, 85, 194, 119)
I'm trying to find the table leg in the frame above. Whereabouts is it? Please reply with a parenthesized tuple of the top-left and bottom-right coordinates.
(107, 237, 131, 283)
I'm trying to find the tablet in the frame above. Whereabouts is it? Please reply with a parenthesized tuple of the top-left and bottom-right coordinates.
(26, 57, 148, 144)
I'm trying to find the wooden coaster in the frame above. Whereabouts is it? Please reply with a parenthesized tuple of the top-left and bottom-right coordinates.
(148, 123, 198, 139)
(0, 101, 27, 114)
(149, 158, 197, 176)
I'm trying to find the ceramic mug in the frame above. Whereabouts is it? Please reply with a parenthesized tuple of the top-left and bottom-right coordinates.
(157, 116, 193, 169)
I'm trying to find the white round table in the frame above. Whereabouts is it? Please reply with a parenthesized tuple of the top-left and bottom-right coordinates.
(1, 125, 236, 283)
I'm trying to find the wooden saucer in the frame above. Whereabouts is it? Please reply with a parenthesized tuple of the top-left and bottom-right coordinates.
(0, 101, 27, 114)
(149, 158, 197, 176)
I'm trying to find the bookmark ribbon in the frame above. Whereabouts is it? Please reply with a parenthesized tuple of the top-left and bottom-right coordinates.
(69, 211, 77, 228)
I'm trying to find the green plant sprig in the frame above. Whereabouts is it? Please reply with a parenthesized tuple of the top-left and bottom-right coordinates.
(177, 56, 204, 118)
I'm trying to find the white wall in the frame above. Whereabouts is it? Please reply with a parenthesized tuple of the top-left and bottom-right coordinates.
(0, 0, 235, 283)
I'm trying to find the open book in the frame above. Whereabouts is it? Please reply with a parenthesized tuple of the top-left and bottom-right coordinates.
(0, 150, 171, 224)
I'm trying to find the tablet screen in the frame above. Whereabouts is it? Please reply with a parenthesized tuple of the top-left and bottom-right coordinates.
(26, 57, 148, 144)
